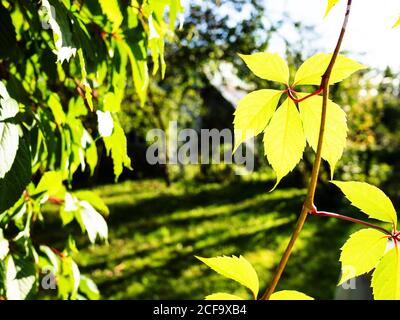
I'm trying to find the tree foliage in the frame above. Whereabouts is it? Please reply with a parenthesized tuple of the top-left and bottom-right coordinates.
(0, 0, 182, 300)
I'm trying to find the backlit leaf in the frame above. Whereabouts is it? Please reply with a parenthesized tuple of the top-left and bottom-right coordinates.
(299, 94, 347, 177)
(331, 181, 397, 227)
(205, 293, 244, 300)
(103, 118, 132, 180)
(0, 97, 19, 179)
(339, 229, 388, 284)
(238, 52, 289, 84)
(270, 290, 314, 300)
(196, 255, 259, 299)
(233, 89, 282, 152)
(325, 0, 340, 17)
(41, 0, 77, 63)
(372, 248, 400, 300)
(98, 0, 123, 31)
(294, 53, 366, 86)
(393, 16, 400, 28)
(263, 98, 306, 188)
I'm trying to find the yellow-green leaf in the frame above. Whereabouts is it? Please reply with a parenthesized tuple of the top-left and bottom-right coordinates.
(339, 229, 388, 284)
(205, 293, 244, 300)
(393, 16, 400, 28)
(294, 53, 366, 86)
(298, 94, 347, 177)
(196, 255, 259, 299)
(372, 248, 400, 300)
(270, 290, 314, 300)
(99, 0, 123, 31)
(238, 52, 289, 84)
(263, 98, 306, 188)
(233, 89, 282, 152)
(325, 0, 340, 17)
(331, 181, 397, 228)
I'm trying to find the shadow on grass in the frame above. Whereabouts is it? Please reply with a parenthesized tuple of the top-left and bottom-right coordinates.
(68, 179, 355, 300)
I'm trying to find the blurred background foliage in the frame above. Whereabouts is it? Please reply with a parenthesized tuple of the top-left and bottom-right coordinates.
(0, 0, 399, 300)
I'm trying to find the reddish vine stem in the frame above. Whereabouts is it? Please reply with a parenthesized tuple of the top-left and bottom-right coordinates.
(311, 210, 392, 236)
(261, 0, 353, 300)
(287, 87, 323, 103)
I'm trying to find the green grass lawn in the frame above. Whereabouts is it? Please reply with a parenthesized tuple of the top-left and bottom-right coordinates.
(71, 177, 355, 300)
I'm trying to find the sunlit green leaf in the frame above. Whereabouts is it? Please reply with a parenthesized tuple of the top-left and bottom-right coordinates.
(196, 255, 259, 299)
(372, 248, 400, 300)
(270, 290, 314, 300)
(238, 52, 289, 84)
(339, 229, 388, 284)
(325, 0, 340, 17)
(205, 293, 244, 300)
(298, 94, 347, 177)
(0, 97, 19, 179)
(263, 98, 306, 188)
(294, 53, 366, 86)
(331, 181, 398, 227)
(233, 89, 282, 152)
(393, 16, 400, 28)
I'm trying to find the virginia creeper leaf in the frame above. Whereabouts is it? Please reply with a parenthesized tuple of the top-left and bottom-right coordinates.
(196, 255, 259, 299)
(371, 248, 400, 300)
(233, 89, 283, 152)
(339, 229, 388, 284)
(205, 293, 244, 300)
(263, 98, 306, 188)
(325, 0, 340, 17)
(269, 290, 314, 300)
(294, 53, 366, 86)
(331, 181, 397, 228)
(238, 52, 289, 84)
(298, 94, 347, 177)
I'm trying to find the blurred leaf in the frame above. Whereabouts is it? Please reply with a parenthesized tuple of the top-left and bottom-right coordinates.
(41, 0, 77, 63)
(393, 16, 400, 28)
(325, 0, 340, 17)
(99, 0, 123, 31)
(35, 171, 64, 196)
(97, 110, 114, 138)
(47, 93, 66, 126)
(0, 97, 19, 179)
(73, 190, 109, 216)
(0, 139, 31, 213)
(79, 275, 100, 300)
(5, 255, 37, 300)
(76, 201, 108, 244)
(103, 118, 132, 180)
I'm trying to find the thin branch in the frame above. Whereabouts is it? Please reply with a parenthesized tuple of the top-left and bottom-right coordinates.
(261, 0, 353, 300)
